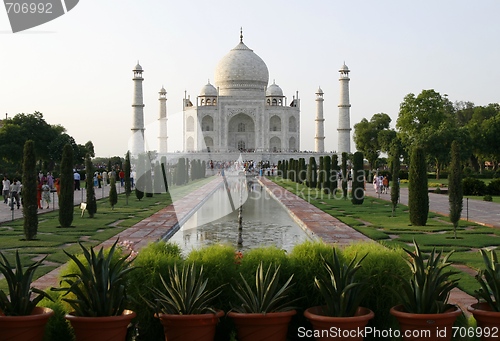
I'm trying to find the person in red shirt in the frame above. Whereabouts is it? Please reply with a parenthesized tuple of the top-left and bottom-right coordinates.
(119, 170, 125, 187)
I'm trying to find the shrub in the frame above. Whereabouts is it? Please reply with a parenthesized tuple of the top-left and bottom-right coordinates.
(59, 144, 74, 227)
(484, 195, 493, 202)
(85, 153, 97, 217)
(351, 151, 364, 205)
(462, 177, 487, 196)
(109, 177, 118, 209)
(22, 140, 38, 240)
(408, 146, 429, 226)
(487, 178, 500, 195)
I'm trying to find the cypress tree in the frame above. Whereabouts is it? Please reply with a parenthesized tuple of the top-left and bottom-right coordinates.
(317, 156, 325, 190)
(298, 158, 306, 184)
(390, 144, 401, 217)
(145, 157, 153, 197)
(330, 154, 339, 194)
(306, 157, 314, 188)
(154, 161, 163, 193)
(351, 151, 365, 205)
(201, 160, 206, 178)
(85, 153, 97, 218)
(135, 153, 145, 200)
(22, 140, 38, 240)
(341, 152, 348, 199)
(448, 140, 463, 239)
(124, 151, 131, 204)
(109, 177, 118, 209)
(323, 155, 331, 194)
(59, 144, 74, 227)
(408, 146, 429, 226)
(176, 158, 186, 185)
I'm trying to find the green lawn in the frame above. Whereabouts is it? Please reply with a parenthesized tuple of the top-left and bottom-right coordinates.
(271, 177, 500, 296)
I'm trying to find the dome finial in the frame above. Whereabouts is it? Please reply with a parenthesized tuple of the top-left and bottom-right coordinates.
(240, 27, 243, 43)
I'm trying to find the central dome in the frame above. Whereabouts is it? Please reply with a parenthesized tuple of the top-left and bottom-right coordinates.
(214, 40, 269, 96)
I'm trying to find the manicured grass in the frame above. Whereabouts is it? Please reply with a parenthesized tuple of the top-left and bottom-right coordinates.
(0, 176, 216, 292)
(271, 177, 500, 296)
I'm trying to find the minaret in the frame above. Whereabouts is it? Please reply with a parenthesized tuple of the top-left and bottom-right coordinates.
(338, 62, 351, 155)
(131, 62, 145, 156)
(158, 86, 168, 153)
(315, 86, 325, 153)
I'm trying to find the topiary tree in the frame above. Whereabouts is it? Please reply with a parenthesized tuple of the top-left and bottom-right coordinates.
(85, 153, 97, 218)
(341, 152, 348, 199)
(351, 151, 364, 205)
(448, 140, 463, 239)
(306, 157, 317, 188)
(109, 177, 117, 209)
(22, 140, 38, 240)
(176, 158, 186, 185)
(331, 154, 339, 194)
(298, 158, 306, 184)
(124, 151, 131, 205)
(390, 143, 401, 217)
(59, 143, 74, 227)
(317, 156, 324, 190)
(408, 146, 429, 226)
(323, 155, 331, 194)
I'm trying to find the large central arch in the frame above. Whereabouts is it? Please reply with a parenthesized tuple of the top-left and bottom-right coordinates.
(228, 113, 255, 152)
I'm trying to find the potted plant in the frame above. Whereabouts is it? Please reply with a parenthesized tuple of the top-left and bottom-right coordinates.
(467, 248, 500, 340)
(0, 250, 54, 341)
(390, 241, 461, 341)
(227, 262, 298, 341)
(303, 249, 374, 341)
(144, 262, 224, 341)
(51, 240, 136, 341)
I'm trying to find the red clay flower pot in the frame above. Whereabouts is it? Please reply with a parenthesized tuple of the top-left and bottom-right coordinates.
(228, 310, 296, 341)
(468, 302, 500, 341)
(390, 304, 461, 341)
(65, 309, 136, 341)
(304, 306, 374, 340)
(0, 306, 54, 341)
(157, 310, 224, 341)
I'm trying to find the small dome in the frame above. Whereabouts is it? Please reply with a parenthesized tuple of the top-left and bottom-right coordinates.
(266, 80, 283, 97)
(159, 86, 166, 94)
(200, 81, 218, 96)
(134, 62, 143, 71)
(339, 63, 349, 72)
(316, 86, 324, 94)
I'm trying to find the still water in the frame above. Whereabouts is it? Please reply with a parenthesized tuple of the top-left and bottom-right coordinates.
(167, 176, 312, 255)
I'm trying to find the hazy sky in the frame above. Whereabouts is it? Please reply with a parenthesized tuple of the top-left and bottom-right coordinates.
(2, 0, 499, 157)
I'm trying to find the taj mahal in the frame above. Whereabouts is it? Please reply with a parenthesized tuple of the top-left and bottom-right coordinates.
(130, 30, 352, 163)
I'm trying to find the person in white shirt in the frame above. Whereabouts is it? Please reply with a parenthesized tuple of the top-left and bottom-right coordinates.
(10, 178, 21, 210)
(2, 176, 10, 204)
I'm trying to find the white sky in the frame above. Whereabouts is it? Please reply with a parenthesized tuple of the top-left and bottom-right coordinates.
(1, 0, 499, 157)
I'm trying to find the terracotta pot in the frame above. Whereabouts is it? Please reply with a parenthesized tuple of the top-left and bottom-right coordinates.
(390, 304, 461, 341)
(228, 309, 296, 341)
(468, 302, 500, 341)
(0, 306, 54, 341)
(65, 309, 136, 341)
(304, 306, 374, 341)
(157, 310, 224, 341)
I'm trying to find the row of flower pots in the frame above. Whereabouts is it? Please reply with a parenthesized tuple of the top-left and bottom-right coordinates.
(1, 240, 500, 340)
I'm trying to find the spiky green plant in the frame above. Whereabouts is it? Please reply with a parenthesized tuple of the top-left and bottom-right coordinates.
(314, 249, 368, 317)
(474, 249, 500, 312)
(0, 250, 53, 316)
(145, 263, 222, 315)
(52, 240, 135, 317)
(231, 262, 297, 313)
(394, 241, 458, 314)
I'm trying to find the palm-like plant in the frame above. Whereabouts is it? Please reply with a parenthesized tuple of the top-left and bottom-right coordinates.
(52, 240, 135, 317)
(474, 248, 500, 312)
(0, 251, 53, 316)
(231, 262, 297, 313)
(146, 263, 222, 315)
(314, 249, 368, 317)
(395, 241, 458, 314)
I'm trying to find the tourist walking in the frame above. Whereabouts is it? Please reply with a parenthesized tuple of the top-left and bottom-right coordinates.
(2, 176, 10, 204)
(10, 178, 21, 210)
(74, 171, 81, 190)
(41, 180, 51, 209)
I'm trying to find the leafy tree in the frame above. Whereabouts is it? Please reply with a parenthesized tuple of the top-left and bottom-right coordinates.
(390, 143, 401, 217)
(48, 133, 78, 171)
(408, 146, 429, 226)
(59, 144, 74, 227)
(85, 153, 97, 218)
(396, 89, 456, 179)
(448, 140, 463, 239)
(124, 151, 131, 204)
(341, 153, 348, 199)
(109, 177, 117, 209)
(22, 140, 38, 240)
(353, 113, 392, 169)
(351, 151, 364, 205)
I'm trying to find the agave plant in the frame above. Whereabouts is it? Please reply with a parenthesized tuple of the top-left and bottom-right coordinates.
(0, 250, 53, 316)
(314, 248, 368, 317)
(51, 239, 135, 317)
(145, 262, 223, 315)
(230, 262, 297, 313)
(474, 248, 500, 312)
(394, 240, 458, 314)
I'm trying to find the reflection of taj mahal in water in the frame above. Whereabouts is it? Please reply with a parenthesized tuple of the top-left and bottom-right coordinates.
(130, 30, 352, 160)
